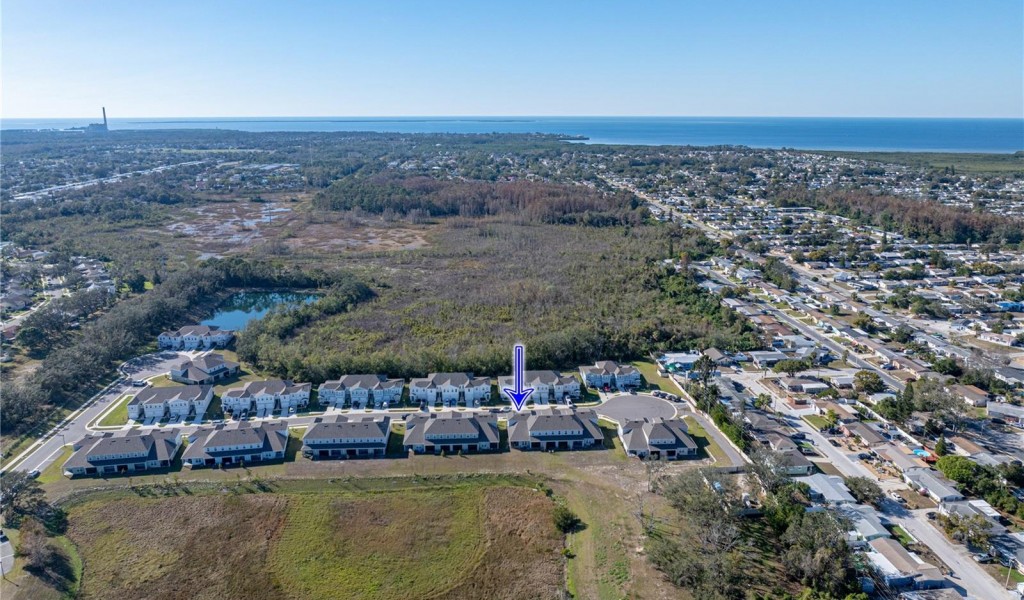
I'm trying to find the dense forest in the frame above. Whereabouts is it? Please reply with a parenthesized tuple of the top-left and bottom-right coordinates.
(312, 174, 646, 226)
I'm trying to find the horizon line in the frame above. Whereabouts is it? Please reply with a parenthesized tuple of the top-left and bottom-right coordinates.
(4, 114, 1023, 121)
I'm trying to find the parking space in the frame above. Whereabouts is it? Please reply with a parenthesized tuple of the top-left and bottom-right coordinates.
(595, 394, 677, 424)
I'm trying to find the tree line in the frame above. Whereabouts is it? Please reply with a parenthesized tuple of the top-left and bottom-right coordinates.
(311, 174, 648, 226)
(3, 258, 362, 435)
(773, 188, 1024, 245)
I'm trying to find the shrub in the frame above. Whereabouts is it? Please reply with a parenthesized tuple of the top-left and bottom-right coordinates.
(553, 505, 582, 533)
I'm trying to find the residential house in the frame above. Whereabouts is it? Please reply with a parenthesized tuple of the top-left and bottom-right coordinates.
(402, 412, 499, 454)
(183, 421, 289, 467)
(659, 352, 702, 371)
(63, 430, 181, 476)
(840, 504, 891, 547)
(579, 361, 641, 390)
(777, 449, 816, 476)
(950, 384, 990, 408)
(168, 353, 240, 385)
(843, 421, 887, 448)
(318, 375, 404, 409)
(903, 468, 964, 503)
(617, 417, 697, 460)
(748, 350, 788, 369)
(989, 402, 1024, 426)
(408, 373, 491, 408)
(866, 537, 944, 590)
(779, 377, 830, 395)
(301, 415, 391, 459)
(877, 445, 928, 474)
(702, 347, 733, 366)
(795, 474, 856, 506)
(157, 325, 235, 350)
(221, 380, 311, 416)
(497, 370, 580, 405)
(939, 500, 1006, 536)
(816, 400, 859, 424)
(507, 408, 603, 451)
(126, 386, 214, 421)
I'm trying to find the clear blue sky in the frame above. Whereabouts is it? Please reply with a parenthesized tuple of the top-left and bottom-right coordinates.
(2, 0, 1022, 118)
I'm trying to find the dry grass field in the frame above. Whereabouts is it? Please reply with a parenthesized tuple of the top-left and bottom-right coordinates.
(55, 480, 562, 600)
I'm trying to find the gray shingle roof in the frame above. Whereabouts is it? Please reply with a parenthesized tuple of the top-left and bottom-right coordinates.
(507, 408, 603, 444)
(303, 415, 391, 446)
(64, 429, 180, 470)
(132, 385, 213, 405)
(222, 380, 310, 398)
(402, 412, 498, 446)
(619, 418, 697, 454)
(182, 421, 288, 461)
(319, 374, 403, 392)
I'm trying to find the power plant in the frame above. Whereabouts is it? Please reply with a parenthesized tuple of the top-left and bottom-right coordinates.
(85, 107, 109, 133)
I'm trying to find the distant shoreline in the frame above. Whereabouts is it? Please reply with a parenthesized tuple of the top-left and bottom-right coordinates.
(2, 116, 1021, 153)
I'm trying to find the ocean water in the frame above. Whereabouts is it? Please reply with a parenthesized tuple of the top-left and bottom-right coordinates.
(2, 116, 1022, 153)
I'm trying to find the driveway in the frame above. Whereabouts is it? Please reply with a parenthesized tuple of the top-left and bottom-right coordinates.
(881, 502, 1012, 599)
(0, 537, 13, 577)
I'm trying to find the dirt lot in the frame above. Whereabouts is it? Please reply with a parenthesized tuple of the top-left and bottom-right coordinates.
(160, 198, 429, 257)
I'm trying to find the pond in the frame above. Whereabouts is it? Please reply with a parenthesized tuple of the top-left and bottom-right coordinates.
(201, 291, 319, 331)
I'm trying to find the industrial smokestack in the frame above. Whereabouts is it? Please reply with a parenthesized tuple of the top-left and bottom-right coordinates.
(102, 107, 108, 128)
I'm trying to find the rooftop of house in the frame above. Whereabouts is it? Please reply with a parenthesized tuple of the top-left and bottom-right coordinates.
(403, 412, 499, 446)
(507, 408, 603, 444)
(183, 421, 288, 460)
(318, 374, 404, 391)
(64, 429, 180, 470)
(129, 385, 213, 406)
(302, 414, 391, 446)
(222, 379, 310, 398)
(410, 372, 489, 388)
(619, 417, 697, 453)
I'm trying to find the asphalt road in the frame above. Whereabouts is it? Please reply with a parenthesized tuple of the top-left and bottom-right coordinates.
(883, 503, 1012, 600)
(6, 350, 192, 475)
(772, 401, 1009, 598)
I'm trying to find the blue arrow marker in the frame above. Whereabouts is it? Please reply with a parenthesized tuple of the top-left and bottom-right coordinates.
(503, 343, 534, 411)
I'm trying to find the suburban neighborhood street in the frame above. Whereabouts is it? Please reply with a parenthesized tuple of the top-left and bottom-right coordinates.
(5, 351, 191, 474)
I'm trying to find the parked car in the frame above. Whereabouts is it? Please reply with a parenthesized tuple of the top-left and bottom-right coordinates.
(131, 379, 147, 387)
(0, 530, 7, 542)
(28, 469, 40, 479)
(857, 453, 872, 461)
(926, 511, 938, 520)
(790, 432, 806, 440)
(972, 553, 994, 564)
(991, 417, 1006, 425)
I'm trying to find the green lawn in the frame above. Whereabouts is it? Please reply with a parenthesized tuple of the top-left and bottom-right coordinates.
(96, 395, 132, 427)
(803, 414, 830, 431)
(993, 565, 1024, 586)
(149, 375, 184, 388)
(38, 445, 73, 483)
(889, 525, 914, 547)
(683, 416, 728, 463)
(213, 368, 264, 396)
(387, 423, 408, 457)
(630, 360, 665, 391)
